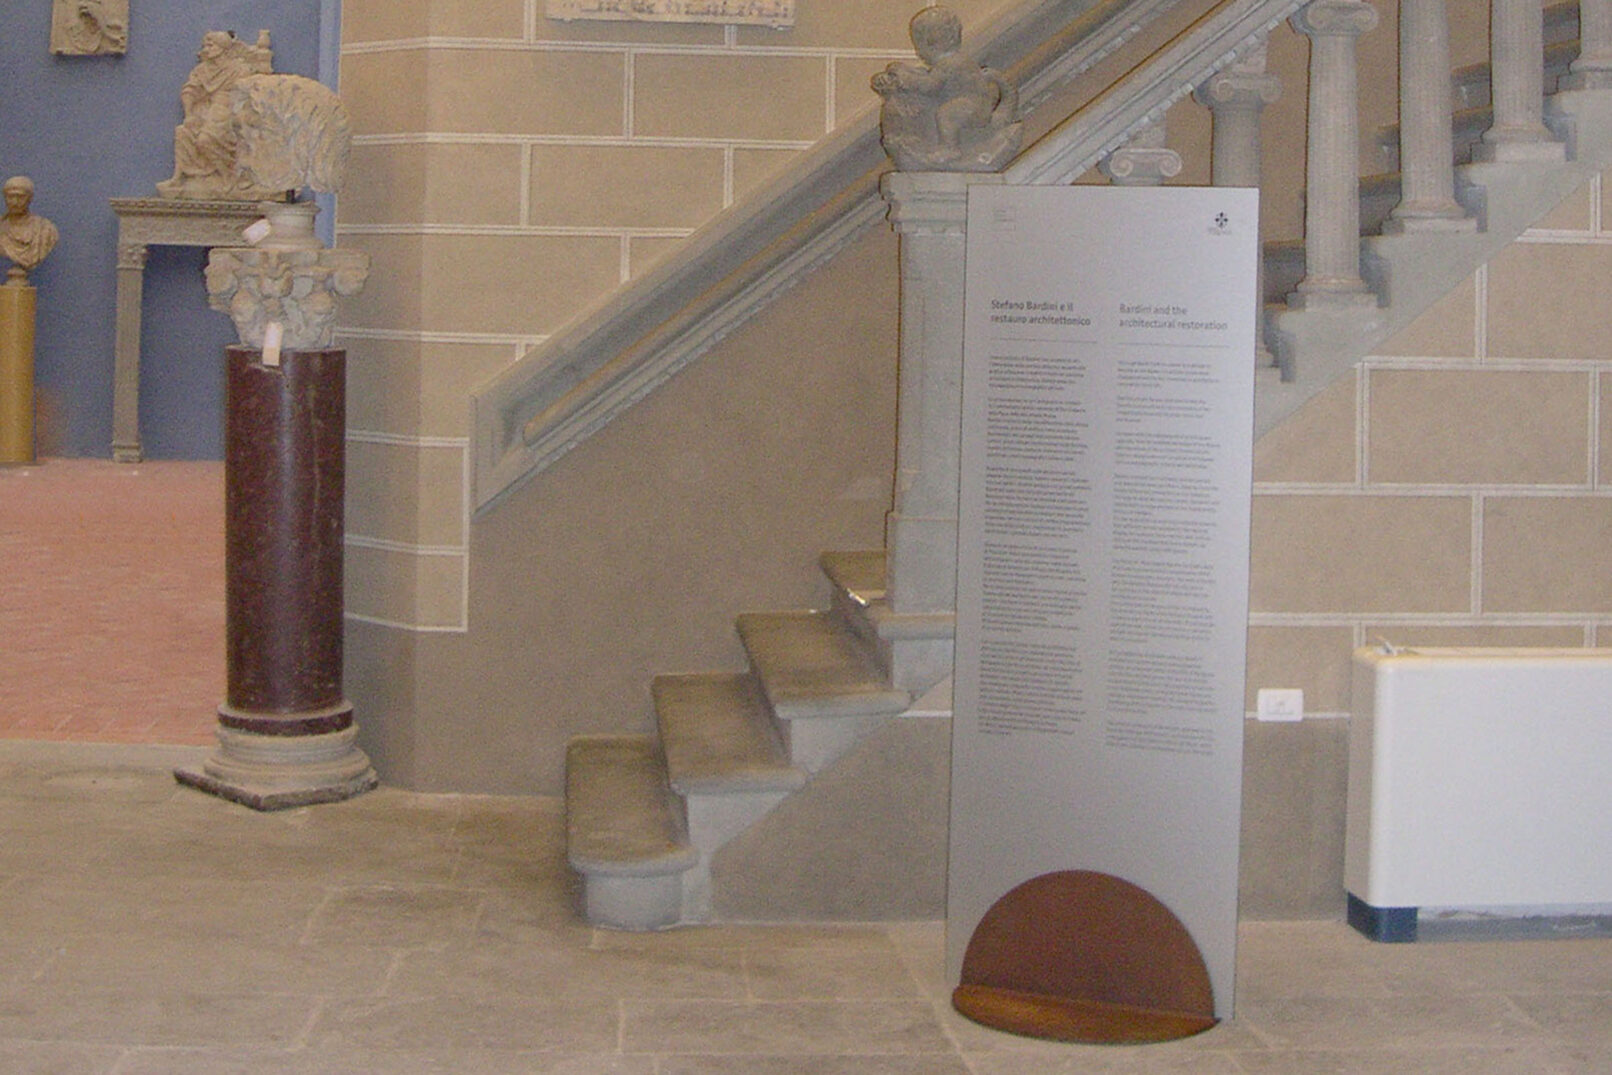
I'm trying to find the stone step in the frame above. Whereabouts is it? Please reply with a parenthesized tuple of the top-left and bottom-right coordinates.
(654, 673, 805, 795)
(737, 609, 912, 771)
(565, 734, 698, 930)
(819, 550, 955, 693)
(819, 549, 887, 606)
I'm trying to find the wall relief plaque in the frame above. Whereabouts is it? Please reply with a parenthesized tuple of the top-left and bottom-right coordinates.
(546, 0, 794, 28)
(51, 0, 129, 56)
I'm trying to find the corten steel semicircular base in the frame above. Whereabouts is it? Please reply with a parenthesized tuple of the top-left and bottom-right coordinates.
(952, 869, 1218, 1044)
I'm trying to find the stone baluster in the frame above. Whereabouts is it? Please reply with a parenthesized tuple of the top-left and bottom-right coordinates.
(1386, 0, 1474, 230)
(1195, 42, 1281, 362)
(1195, 41, 1280, 189)
(1098, 120, 1182, 185)
(1476, 0, 1565, 159)
(1564, 0, 1612, 90)
(1289, 0, 1379, 308)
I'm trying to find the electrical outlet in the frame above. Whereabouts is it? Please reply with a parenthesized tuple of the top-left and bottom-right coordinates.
(1256, 688, 1304, 722)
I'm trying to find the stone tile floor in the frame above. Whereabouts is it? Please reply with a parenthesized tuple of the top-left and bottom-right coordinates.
(0, 740, 1608, 1074)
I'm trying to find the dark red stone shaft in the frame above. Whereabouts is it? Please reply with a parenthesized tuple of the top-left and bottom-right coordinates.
(222, 346, 349, 736)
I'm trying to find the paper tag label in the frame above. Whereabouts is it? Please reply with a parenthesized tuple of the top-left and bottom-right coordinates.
(263, 321, 283, 367)
(243, 218, 273, 245)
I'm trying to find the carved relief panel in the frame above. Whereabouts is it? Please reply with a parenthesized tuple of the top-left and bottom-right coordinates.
(546, 0, 795, 28)
(51, 0, 129, 56)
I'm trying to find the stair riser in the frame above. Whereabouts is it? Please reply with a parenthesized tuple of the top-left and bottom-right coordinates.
(582, 872, 684, 931)
(775, 712, 891, 772)
(880, 635, 955, 692)
(685, 788, 792, 853)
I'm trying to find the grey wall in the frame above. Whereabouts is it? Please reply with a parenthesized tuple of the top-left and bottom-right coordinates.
(0, 1, 336, 459)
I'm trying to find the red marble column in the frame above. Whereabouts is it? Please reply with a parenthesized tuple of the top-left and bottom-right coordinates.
(176, 346, 377, 809)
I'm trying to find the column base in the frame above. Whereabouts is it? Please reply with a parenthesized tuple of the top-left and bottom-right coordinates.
(1560, 68, 1612, 91)
(1284, 286, 1378, 311)
(175, 722, 378, 811)
(1381, 208, 1477, 235)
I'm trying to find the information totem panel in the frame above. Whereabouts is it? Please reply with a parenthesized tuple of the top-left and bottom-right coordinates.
(948, 185, 1258, 1037)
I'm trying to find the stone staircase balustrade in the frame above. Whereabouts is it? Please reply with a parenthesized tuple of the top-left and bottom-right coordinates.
(563, 0, 1612, 929)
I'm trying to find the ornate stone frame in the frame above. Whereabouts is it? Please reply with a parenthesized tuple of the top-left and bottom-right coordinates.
(545, 0, 795, 28)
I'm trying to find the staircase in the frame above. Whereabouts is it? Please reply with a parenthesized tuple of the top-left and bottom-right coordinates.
(557, 0, 1612, 929)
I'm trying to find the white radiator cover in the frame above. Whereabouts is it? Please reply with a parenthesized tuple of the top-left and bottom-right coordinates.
(1346, 646, 1612, 911)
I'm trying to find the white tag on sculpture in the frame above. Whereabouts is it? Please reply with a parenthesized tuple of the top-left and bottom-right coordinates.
(546, 0, 794, 27)
(243, 218, 273, 245)
(262, 321, 283, 367)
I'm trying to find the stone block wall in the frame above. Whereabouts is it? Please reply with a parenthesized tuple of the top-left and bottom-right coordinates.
(1239, 175, 1612, 915)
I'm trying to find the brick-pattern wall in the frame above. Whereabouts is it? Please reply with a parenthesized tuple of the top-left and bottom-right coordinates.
(1248, 174, 1612, 718)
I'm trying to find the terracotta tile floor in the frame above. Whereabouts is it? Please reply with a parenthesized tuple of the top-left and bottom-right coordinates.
(0, 458, 223, 745)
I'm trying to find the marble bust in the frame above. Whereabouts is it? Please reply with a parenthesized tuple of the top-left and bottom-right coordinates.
(203, 74, 369, 350)
(1, 177, 60, 286)
(51, 0, 129, 56)
(157, 31, 281, 200)
(872, 6, 1022, 172)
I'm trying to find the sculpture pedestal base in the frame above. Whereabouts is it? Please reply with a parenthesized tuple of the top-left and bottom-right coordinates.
(0, 285, 37, 465)
(177, 346, 376, 811)
(176, 724, 378, 811)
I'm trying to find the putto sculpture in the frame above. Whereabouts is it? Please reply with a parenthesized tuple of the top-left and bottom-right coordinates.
(157, 30, 280, 201)
(202, 74, 369, 350)
(1, 177, 60, 286)
(872, 6, 1022, 172)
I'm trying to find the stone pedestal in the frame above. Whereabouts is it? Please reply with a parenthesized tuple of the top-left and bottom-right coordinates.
(176, 345, 377, 809)
(0, 285, 36, 465)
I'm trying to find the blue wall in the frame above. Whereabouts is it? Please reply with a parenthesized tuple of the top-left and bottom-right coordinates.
(0, 1, 337, 458)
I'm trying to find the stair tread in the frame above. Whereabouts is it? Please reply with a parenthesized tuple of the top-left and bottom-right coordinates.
(737, 610, 911, 719)
(654, 673, 806, 794)
(819, 549, 887, 605)
(566, 735, 698, 876)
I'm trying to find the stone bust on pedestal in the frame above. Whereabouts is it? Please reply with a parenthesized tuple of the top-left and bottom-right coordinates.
(1, 177, 59, 286)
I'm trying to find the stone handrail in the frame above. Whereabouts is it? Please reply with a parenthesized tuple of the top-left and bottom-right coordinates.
(1006, 0, 1310, 186)
(470, 0, 1191, 511)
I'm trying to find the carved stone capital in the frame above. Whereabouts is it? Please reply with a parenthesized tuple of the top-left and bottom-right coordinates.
(1099, 122, 1182, 186)
(205, 246, 370, 350)
(1195, 43, 1282, 110)
(1290, 0, 1379, 39)
(116, 243, 149, 271)
(881, 172, 996, 235)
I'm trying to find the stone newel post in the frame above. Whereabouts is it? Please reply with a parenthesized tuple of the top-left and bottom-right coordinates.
(881, 172, 1000, 620)
(870, 6, 1022, 690)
